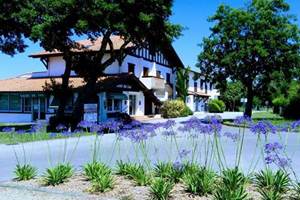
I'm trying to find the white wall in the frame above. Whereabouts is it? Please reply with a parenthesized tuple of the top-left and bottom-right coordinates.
(0, 113, 32, 123)
(123, 91, 145, 116)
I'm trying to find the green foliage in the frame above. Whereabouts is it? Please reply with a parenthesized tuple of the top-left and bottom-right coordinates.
(197, 0, 300, 117)
(116, 160, 132, 176)
(214, 168, 248, 200)
(150, 177, 174, 200)
(154, 162, 183, 183)
(84, 162, 111, 181)
(272, 96, 288, 107)
(220, 81, 245, 111)
(161, 100, 193, 118)
(208, 99, 225, 113)
(0, 0, 30, 55)
(14, 164, 37, 181)
(91, 169, 114, 193)
(182, 165, 216, 196)
(176, 67, 190, 101)
(284, 82, 300, 118)
(43, 163, 73, 186)
(118, 162, 150, 186)
(254, 170, 290, 200)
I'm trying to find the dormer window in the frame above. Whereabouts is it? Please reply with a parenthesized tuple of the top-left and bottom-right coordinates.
(128, 63, 135, 74)
(143, 67, 149, 77)
(166, 73, 171, 83)
(156, 70, 161, 78)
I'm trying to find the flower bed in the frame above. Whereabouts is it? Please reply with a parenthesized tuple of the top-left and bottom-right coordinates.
(3, 116, 300, 199)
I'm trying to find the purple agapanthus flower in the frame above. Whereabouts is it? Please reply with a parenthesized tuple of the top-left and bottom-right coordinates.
(223, 132, 239, 142)
(234, 115, 252, 125)
(179, 149, 191, 158)
(161, 120, 176, 129)
(264, 141, 291, 169)
(77, 120, 93, 129)
(56, 124, 67, 131)
(250, 121, 277, 135)
(173, 161, 184, 171)
(128, 130, 148, 143)
(291, 120, 300, 131)
(265, 142, 283, 154)
(131, 120, 142, 128)
(2, 127, 14, 132)
(162, 130, 176, 136)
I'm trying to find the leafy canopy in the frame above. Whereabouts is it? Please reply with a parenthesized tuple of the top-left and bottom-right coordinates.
(197, 0, 300, 116)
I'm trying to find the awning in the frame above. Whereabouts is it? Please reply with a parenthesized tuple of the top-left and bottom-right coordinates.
(107, 93, 127, 100)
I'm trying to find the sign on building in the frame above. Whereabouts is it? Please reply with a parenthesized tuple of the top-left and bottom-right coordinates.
(84, 104, 98, 122)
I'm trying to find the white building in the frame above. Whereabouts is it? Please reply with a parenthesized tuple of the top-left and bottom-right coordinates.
(0, 36, 219, 123)
(185, 70, 219, 113)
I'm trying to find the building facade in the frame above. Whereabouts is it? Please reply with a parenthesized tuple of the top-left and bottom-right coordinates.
(185, 70, 219, 113)
(0, 37, 218, 123)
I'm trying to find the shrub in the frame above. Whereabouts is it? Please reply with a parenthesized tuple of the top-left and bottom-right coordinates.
(208, 99, 225, 113)
(14, 164, 37, 181)
(43, 163, 73, 186)
(84, 162, 111, 181)
(254, 169, 290, 200)
(121, 163, 150, 186)
(154, 162, 183, 183)
(150, 177, 174, 200)
(161, 100, 193, 118)
(214, 168, 248, 200)
(116, 160, 132, 176)
(91, 170, 114, 193)
(182, 166, 216, 196)
(282, 94, 300, 119)
(181, 105, 193, 117)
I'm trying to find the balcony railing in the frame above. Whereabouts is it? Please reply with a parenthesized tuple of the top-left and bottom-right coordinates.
(140, 76, 166, 90)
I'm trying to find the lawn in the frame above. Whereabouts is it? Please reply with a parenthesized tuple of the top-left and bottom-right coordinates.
(223, 111, 294, 127)
(0, 131, 89, 145)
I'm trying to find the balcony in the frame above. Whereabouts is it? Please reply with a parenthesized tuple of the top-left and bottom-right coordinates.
(140, 76, 166, 90)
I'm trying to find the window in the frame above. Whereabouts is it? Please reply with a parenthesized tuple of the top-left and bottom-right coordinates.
(107, 99, 113, 111)
(166, 73, 171, 83)
(194, 81, 198, 92)
(143, 67, 149, 77)
(114, 99, 122, 111)
(9, 94, 21, 111)
(107, 99, 122, 112)
(210, 83, 213, 90)
(23, 97, 32, 112)
(200, 79, 203, 90)
(128, 63, 135, 74)
(0, 94, 9, 111)
(156, 70, 161, 78)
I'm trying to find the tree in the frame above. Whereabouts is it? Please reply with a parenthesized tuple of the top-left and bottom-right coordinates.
(0, 0, 30, 55)
(176, 66, 190, 101)
(197, 0, 300, 117)
(220, 81, 244, 111)
(67, 0, 182, 122)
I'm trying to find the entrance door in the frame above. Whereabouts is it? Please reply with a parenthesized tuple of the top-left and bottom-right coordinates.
(32, 97, 46, 121)
(129, 95, 136, 115)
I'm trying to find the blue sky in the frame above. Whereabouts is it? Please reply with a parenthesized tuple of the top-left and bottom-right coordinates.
(0, 0, 299, 79)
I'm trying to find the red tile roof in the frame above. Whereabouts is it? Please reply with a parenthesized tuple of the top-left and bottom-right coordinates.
(29, 36, 134, 58)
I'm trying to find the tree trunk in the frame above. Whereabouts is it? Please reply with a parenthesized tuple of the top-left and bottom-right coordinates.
(244, 85, 254, 117)
(56, 54, 72, 120)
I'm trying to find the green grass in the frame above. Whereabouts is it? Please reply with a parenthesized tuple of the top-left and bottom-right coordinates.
(223, 111, 293, 127)
(252, 111, 283, 120)
(0, 131, 89, 145)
